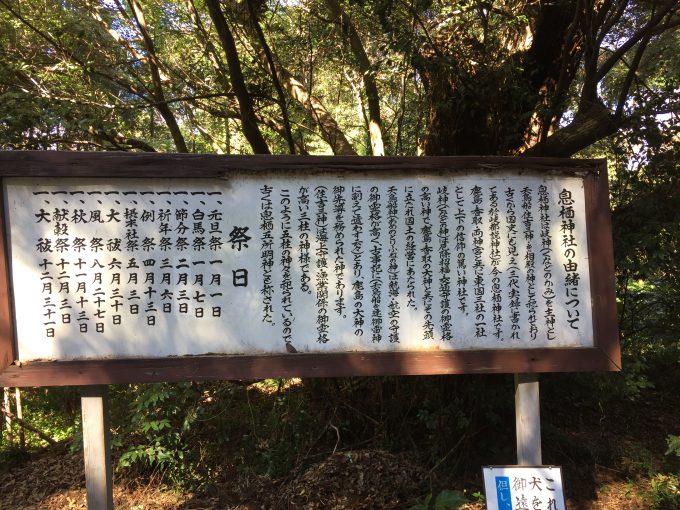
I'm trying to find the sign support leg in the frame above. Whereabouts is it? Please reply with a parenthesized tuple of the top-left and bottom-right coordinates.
(81, 385, 114, 510)
(515, 373, 542, 465)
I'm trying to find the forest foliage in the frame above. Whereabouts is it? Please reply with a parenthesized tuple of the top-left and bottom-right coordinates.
(0, 0, 679, 507)
(0, 0, 678, 157)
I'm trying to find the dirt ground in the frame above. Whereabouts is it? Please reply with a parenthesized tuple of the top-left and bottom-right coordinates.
(0, 446, 669, 509)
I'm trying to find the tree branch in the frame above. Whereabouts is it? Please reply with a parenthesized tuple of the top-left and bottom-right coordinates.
(185, 0, 232, 97)
(0, 0, 190, 152)
(0, 406, 57, 446)
(595, 2, 677, 82)
(128, 0, 188, 153)
(222, 1, 355, 154)
(595, 0, 627, 47)
(324, 0, 384, 156)
(523, 100, 617, 157)
(246, 0, 297, 154)
(0, 0, 147, 101)
(276, 64, 357, 155)
(614, 34, 652, 120)
(195, 100, 309, 155)
(88, 127, 158, 152)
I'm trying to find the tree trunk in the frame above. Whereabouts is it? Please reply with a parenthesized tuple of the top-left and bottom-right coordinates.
(419, 63, 527, 156)
(128, 0, 188, 153)
(205, 0, 271, 154)
(275, 64, 356, 155)
(323, 0, 384, 155)
(246, 0, 296, 154)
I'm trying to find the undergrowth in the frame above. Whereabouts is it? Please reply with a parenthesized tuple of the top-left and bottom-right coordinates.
(1, 359, 678, 507)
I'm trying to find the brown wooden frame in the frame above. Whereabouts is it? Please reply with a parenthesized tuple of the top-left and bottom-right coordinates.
(0, 152, 620, 387)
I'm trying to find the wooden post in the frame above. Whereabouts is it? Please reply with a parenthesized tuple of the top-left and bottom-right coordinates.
(3, 386, 11, 442)
(515, 373, 542, 465)
(15, 387, 24, 448)
(81, 385, 114, 510)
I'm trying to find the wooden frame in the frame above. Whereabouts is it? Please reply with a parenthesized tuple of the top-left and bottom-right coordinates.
(0, 152, 620, 387)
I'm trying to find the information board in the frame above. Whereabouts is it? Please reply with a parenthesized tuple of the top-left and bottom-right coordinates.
(482, 466, 566, 510)
(0, 153, 620, 386)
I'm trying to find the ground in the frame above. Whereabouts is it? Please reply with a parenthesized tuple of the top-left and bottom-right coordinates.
(1, 382, 678, 509)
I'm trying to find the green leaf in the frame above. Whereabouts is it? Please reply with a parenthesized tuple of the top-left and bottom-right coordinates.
(434, 489, 468, 510)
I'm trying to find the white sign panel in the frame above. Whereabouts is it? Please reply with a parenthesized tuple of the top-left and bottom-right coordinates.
(483, 466, 566, 510)
(4, 171, 593, 361)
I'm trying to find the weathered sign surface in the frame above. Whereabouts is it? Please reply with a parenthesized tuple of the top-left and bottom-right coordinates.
(0, 153, 620, 385)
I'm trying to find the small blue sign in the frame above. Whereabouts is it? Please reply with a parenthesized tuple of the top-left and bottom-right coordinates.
(495, 476, 512, 510)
